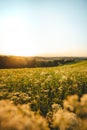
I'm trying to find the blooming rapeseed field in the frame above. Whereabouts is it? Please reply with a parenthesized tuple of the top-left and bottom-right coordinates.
(0, 61, 87, 130)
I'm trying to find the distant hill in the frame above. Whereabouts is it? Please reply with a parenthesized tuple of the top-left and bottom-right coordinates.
(0, 55, 87, 69)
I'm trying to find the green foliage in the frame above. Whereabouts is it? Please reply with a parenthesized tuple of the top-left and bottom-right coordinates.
(0, 61, 87, 130)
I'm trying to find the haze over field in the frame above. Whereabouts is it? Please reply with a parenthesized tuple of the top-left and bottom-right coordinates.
(0, 0, 87, 57)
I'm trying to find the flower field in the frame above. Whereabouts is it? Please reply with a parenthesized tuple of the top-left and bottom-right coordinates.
(0, 61, 87, 130)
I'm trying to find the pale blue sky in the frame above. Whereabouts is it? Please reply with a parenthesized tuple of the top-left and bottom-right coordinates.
(0, 0, 87, 56)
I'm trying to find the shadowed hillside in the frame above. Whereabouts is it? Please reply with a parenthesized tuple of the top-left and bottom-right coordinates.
(0, 55, 87, 69)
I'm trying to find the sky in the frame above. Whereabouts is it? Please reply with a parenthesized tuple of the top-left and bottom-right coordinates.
(0, 0, 87, 57)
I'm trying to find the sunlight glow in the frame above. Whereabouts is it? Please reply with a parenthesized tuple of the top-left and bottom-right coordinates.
(1, 16, 39, 56)
(0, 0, 87, 57)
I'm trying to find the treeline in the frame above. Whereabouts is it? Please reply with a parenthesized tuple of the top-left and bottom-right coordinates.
(0, 55, 86, 69)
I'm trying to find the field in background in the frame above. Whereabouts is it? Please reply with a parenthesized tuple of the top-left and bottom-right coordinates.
(0, 55, 87, 68)
(0, 61, 87, 130)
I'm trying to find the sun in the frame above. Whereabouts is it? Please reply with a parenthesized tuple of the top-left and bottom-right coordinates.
(1, 16, 39, 56)
(5, 45, 38, 57)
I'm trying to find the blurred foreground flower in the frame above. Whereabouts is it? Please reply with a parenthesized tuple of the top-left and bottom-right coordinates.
(0, 100, 49, 130)
(53, 94, 87, 130)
